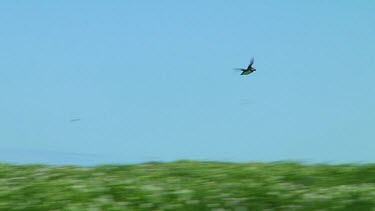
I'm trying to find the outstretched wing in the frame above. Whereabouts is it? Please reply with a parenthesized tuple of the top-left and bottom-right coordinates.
(247, 57, 254, 69)
(233, 68, 246, 72)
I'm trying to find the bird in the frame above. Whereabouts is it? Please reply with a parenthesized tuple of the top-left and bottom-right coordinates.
(234, 57, 256, 75)
(69, 119, 81, 122)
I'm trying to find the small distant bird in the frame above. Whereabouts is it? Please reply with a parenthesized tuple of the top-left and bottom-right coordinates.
(70, 119, 81, 122)
(234, 57, 256, 75)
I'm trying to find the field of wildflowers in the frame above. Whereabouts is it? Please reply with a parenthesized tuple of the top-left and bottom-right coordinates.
(0, 161, 374, 210)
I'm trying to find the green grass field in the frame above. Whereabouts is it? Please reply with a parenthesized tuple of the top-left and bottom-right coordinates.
(0, 161, 374, 210)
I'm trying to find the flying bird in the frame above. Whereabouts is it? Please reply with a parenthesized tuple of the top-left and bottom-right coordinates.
(234, 57, 256, 75)
(70, 119, 81, 122)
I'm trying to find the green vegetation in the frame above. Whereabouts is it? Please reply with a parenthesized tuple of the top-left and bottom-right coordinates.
(0, 161, 375, 210)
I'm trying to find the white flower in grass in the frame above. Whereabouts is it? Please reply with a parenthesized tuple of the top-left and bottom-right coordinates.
(141, 184, 164, 192)
(173, 189, 193, 194)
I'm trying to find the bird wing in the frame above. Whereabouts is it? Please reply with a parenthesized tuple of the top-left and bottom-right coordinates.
(247, 57, 254, 69)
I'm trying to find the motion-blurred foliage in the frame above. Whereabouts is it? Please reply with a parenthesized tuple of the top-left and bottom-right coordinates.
(0, 161, 374, 210)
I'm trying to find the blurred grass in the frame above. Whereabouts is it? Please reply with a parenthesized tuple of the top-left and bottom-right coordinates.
(0, 161, 375, 210)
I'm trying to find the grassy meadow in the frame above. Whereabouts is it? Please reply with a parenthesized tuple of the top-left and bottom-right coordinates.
(0, 161, 375, 210)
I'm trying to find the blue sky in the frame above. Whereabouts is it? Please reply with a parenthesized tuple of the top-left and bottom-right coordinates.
(1, 1, 374, 165)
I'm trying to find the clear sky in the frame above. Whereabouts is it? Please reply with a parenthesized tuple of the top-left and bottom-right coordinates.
(1, 1, 374, 165)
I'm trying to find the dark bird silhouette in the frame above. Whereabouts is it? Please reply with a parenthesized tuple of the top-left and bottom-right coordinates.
(234, 57, 256, 75)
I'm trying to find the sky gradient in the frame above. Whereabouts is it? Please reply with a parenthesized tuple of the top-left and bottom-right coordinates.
(1, 1, 375, 165)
